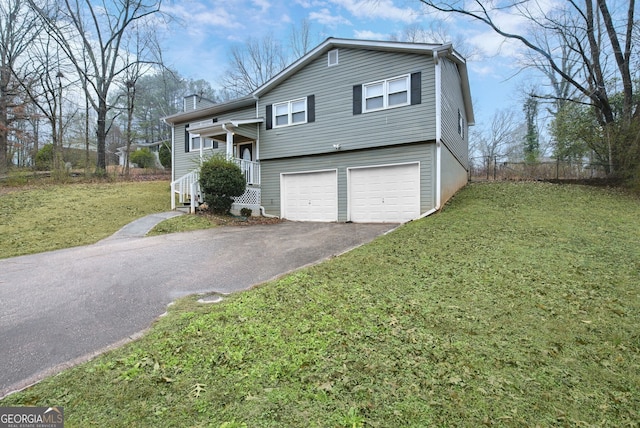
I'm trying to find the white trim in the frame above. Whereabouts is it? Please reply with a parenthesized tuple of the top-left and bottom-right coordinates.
(188, 133, 214, 153)
(362, 74, 410, 113)
(436, 142, 442, 210)
(253, 38, 450, 97)
(273, 97, 308, 128)
(280, 169, 338, 222)
(170, 125, 175, 183)
(434, 51, 442, 211)
(346, 162, 421, 223)
(328, 49, 339, 66)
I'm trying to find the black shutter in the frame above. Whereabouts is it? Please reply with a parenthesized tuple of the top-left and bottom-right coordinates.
(353, 85, 362, 115)
(184, 128, 190, 153)
(265, 104, 273, 130)
(307, 95, 315, 123)
(411, 72, 421, 105)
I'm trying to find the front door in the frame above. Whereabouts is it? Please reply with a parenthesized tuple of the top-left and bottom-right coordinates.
(239, 143, 253, 161)
(238, 143, 254, 184)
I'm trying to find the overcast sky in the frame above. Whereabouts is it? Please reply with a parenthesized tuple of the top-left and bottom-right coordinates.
(159, 0, 540, 127)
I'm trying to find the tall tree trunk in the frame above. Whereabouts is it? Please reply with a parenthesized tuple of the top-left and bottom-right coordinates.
(96, 106, 107, 174)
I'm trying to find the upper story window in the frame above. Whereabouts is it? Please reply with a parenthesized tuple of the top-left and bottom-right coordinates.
(328, 49, 339, 66)
(363, 74, 410, 113)
(458, 110, 465, 139)
(274, 97, 307, 128)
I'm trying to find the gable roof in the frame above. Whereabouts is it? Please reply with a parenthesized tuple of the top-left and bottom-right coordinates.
(253, 37, 474, 125)
(163, 38, 474, 126)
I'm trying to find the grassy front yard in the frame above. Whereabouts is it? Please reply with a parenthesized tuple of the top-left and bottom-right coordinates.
(2, 182, 639, 426)
(0, 181, 171, 258)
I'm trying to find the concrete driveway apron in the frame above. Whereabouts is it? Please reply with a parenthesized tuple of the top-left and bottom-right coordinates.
(0, 221, 396, 398)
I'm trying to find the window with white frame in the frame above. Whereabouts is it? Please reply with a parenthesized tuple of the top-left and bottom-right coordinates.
(363, 74, 410, 112)
(458, 110, 465, 139)
(328, 49, 339, 66)
(190, 135, 215, 151)
(273, 98, 307, 127)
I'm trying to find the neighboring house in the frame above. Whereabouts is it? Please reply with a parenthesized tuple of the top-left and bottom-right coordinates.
(115, 141, 165, 168)
(163, 38, 474, 223)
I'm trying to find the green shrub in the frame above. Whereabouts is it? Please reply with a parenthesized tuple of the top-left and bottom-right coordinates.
(159, 142, 171, 168)
(199, 155, 246, 214)
(35, 144, 54, 170)
(130, 148, 155, 169)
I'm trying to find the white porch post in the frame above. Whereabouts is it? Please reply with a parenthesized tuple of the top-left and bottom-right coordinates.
(222, 123, 233, 159)
(226, 131, 233, 159)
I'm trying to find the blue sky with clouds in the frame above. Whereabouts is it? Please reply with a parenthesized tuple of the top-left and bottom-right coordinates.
(159, 0, 537, 126)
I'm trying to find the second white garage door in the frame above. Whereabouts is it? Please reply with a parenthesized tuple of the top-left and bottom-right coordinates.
(348, 162, 420, 223)
(281, 170, 338, 222)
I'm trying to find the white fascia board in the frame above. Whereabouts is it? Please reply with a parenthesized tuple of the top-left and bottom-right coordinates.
(253, 37, 448, 97)
(163, 96, 256, 125)
(230, 118, 264, 126)
(438, 47, 474, 126)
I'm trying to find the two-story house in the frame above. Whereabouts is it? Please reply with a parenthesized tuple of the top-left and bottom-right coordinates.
(163, 38, 474, 223)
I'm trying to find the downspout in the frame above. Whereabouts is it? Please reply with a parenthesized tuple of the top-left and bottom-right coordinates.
(421, 49, 443, 219)
(254, 94, 260, 160)
(254, 93, 276, 218)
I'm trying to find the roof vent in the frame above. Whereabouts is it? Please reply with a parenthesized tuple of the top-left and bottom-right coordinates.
(328, 49, 339, 66)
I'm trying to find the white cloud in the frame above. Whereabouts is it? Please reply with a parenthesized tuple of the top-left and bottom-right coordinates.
(329, 0, 418, 23)
(353, 30, 390, 40)
(295, 0, 329, 8)
(162, 3, 241, 31)
(309, 8, 352, 27)
(252, 0, 271, 13)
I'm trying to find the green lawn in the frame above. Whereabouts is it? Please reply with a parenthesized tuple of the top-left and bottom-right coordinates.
(1, 182, 639, 427)
(0, 181, 171, 258)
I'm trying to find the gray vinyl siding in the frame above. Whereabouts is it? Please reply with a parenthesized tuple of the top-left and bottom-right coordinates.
(260, 143, 436, 221)
(172, 105, 258, 180)
(440, 58, 469, 170)
(440, 142, 468, 204)
(173, 123, 225, 179)
(259, 48, 436, 160)
(184, 95, 216, 112)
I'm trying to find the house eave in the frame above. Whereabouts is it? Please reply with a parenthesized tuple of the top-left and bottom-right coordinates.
(254, 38, 450, 97)
(162, 95, 256, 125)
(252, 37, 474, 126)
(188, 118, 264, 139)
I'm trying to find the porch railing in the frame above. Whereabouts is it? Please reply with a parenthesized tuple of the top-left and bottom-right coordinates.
(171, 158, 260, 213)
(233, 159, 260, 185)
(170, 169, 201, 213)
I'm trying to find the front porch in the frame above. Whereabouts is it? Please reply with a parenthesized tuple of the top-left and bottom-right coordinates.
(171, 158, 261, 214)
(171, 116, 264, 214)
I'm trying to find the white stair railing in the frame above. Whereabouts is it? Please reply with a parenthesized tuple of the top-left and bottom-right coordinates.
(171, 159, 260, 213)
(170, 170, 201, 213)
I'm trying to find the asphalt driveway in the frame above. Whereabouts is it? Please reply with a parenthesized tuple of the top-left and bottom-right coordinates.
(0, 220, 396, 398)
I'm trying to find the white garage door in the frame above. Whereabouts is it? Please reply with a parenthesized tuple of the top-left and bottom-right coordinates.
(281, 170, 338, 222)
(349, 163, 420, 223)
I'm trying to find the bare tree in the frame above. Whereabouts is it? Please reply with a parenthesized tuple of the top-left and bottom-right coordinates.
(221, 34, 287, 98)
(29, 0, 164, 174)
(473, 109, 522, 170)
(0, 0, 40, 172)
(19, 31, 72, 174)
(395, 22, 478, 60)
(416, 0, 638, 175)
(289, 18, 318, 59)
